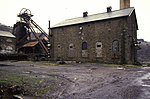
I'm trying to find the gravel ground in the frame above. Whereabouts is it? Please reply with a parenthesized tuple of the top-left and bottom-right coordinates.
(0, 61, 150, 99)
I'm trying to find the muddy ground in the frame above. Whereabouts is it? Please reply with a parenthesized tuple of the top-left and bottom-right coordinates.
(0, 61, 150, 99)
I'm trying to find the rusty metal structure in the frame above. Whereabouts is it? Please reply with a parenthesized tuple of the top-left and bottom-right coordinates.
(13, 8, 50, 60)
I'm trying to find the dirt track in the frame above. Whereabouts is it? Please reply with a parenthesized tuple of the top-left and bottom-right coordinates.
(0, 61, 150, 99)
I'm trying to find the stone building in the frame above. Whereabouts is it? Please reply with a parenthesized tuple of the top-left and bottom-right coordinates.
(50, 2, 138, 64)
(0, 30, 16, 54)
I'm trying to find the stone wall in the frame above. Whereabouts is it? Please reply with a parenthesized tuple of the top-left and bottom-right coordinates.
(0, 36, 16, 54)
(51, 14, 137, 64)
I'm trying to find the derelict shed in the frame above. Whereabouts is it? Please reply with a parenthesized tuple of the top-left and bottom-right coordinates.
(0, 30, 16, 54)
(18, 39, 48, 54)
(50, 7, 138, 64)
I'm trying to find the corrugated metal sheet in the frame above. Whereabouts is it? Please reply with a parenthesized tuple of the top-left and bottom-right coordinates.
(23, 41, 38, 47)
(0, 30, 15, 38)
(52, 7, 135, 28)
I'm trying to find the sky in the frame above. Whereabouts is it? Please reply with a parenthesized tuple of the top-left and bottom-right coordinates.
(0, 0, 150, 41)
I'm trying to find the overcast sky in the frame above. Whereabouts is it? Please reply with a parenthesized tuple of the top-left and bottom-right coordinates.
(0, 0, 150, 41)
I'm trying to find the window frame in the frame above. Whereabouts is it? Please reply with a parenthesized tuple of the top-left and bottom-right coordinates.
(82, 42, 88, 50)
(112, 40, 119, 52)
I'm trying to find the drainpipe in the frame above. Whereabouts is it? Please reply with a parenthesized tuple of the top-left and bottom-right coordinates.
(121, 30, 126, 64)
(47, 20, 51, 58)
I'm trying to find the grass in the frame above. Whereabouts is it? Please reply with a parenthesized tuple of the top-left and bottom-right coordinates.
(0, 71, 41, 96)
(0, 72, 40, 86)
(14, 61, 62, 67)
(0, 71, 63, 97)
(34, 84, 58, 96)
(10, 60, 144, 69)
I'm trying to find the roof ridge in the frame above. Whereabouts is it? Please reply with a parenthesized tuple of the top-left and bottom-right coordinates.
(64, 7, 135, 21)
(52, 7, 135, 28)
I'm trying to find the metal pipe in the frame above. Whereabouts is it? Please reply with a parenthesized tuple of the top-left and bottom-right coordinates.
(121, 30, 126, 64)
(47, 20, 51, 58)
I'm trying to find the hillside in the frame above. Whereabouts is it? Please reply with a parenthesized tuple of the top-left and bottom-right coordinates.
(137, 39, 150, 63)
(0, 23, 13, 32)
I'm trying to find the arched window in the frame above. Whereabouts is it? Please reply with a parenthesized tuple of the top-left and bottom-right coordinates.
(82, 42, 88, 50)
(96, 42, 102, 48)
(112, 40, 119, 52)
(57, 44, 61, 49)
(69, 43, 74, 50)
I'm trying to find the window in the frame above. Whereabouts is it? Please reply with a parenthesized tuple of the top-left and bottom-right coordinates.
(69, 43, 74, 50)
(6, 39, 12, 43)
(96, 42, 102, 49)
(6, 46, 13, 51)
(57, 45, 61, 48)
(97, 45, 101, 48)
(112, 40, 119, 52)
(96, 42, 102, 57)
(82, 42, 88, 50)
(70, 46, 73, 49)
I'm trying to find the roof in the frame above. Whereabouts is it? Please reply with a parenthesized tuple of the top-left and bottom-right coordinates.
(23, 41, 38, 47)
(0, 30, 15, 38)
(52, 7, 135, 28)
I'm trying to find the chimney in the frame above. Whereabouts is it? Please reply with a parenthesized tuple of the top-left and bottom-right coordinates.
(83, 11, 88, 17)
(120, 0, 130, 9)
(107, 6, 112, 13)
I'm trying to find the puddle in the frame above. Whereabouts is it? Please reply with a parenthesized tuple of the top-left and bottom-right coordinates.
(116, 67, 125, 70)
(135, 73, 150, 87)
(141, 84, 150, 87)
(137, 71, 144, 73)
(142, 67, 150, 69)
(134, 73, 150, 98)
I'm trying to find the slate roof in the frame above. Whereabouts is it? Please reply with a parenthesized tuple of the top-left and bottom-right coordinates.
(52, 7, 135, 28)
(0, 30, 15, 38)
